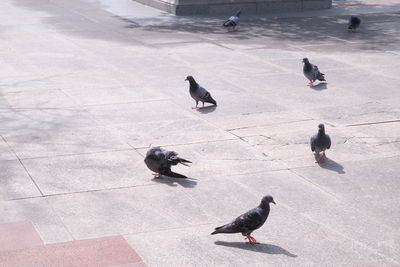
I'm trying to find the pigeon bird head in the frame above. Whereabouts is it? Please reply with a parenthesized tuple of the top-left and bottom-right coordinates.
(185, 75, 195, 82)
(260, 195, 276, 208)
(318, 124, 326, 134)
(302, 58, 309, 64)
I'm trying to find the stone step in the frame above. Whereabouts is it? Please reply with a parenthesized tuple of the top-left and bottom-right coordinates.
(0, 236, 145, 267)
(0, 221, 44, 252)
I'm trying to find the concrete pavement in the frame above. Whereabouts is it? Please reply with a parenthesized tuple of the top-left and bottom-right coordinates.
(0, 0, 400, 266)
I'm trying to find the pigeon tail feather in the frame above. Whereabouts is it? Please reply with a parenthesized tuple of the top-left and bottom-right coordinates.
(204, 93, 217, 105)
(317, 72, 325, 81)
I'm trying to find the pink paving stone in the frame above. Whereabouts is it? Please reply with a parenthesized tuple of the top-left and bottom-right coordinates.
(0, 236, 146, 267)
(0, 221, 44, 252)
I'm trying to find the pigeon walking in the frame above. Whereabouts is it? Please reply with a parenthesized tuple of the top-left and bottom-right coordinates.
(223, 10, 241, 31)
(144, 147, 191, 178)
(302, 58, 326, 87)
(348, 16, 361, 32)
(310, 124, 331, 164)
(211, 195, 275, 244)
(185, 76, 217, 109)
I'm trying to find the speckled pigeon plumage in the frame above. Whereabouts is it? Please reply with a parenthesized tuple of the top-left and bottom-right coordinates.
(144, 147, 191, 178)
(302, 58, 326, 87)
(223, 10, 241, 31)
(211, 195, 275, 244)
(185, 76, 217, 109)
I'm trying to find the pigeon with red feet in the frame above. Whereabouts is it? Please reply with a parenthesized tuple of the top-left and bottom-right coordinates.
(302, 58, 326, 87)
(211, 195, 275, 244)
(310, 124, 331, 164)
(144, 147, 191, 178)
(185, 76, 217, 109)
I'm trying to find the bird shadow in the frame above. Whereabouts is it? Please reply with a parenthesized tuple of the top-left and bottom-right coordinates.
(215, 241, 297, 257)
(311, 83, 328, 91)
(151, 176, 198, 188)
(197, 105, 217, 114)
(318, 158, 345, 174)
(151, 177, 178, 187)
(169, 177, 198, 188)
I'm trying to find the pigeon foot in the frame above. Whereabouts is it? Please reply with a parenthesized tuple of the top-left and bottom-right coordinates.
(308, 82, 314, 87)
(191, 106, 200, 109)
(245, 235, 259, 245)
(152, 173, 162, 179)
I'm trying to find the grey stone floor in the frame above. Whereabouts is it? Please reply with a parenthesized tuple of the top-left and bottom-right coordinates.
(1, 0, 400, 266)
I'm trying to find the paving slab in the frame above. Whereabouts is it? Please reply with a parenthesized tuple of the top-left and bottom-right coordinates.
(0, 198, 73, 244)
(0, 221, 44, 252)
(1, 0, 400, 265)
(0, 160, 42, 201)
(22, 150, 149, 195)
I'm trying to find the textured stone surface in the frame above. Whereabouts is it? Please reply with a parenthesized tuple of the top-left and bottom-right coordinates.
(1, 0, 400, 266)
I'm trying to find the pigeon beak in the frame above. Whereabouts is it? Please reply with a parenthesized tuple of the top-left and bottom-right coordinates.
(184, 78, 188, 81)
(272, 200, 276, 205)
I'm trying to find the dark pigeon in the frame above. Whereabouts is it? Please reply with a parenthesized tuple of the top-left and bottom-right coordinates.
(302, 58, 326, 87)
(211, 195, 275, 244)
(185, 76, 217, 109)
(348, 16, 361, 32)
(144, 147, 191, 178)
(223, 10, 241, 31)
(310, 124, 331, 164)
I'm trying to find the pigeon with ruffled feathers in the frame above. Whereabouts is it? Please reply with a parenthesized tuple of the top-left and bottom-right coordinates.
(144, 147, 191, 178)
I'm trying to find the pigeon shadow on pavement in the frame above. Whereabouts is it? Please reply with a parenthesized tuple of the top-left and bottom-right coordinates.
(197, 105, 217, 114)
(319, 158, 345, 174)
(151, 176, 198, 188)
(151, 177, 178, 187)
(215, 241, 297, 257)
(311, 83, 328, 91)
(169, 177, 198, 188)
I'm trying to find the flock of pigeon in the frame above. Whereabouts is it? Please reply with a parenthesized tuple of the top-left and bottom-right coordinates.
(143, 13, 360, 245)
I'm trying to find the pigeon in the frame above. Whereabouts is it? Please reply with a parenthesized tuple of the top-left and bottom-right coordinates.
(302, 58, 326, 87)
(144, 147, 191, 178)
(185, 76, 217, 109)
(223, 10, 241, 31)
(348, 16, 361, 32)
(211, 195, 275, 244)
(310, 124, 331, 164)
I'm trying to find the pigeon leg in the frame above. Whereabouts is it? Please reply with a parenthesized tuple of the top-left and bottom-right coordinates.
(322, 152, 327, 159)
(192, 101, 199, 109)
(308, 81, 314, 87)
(152, 173, 162, 179)
(245, 235, 259, 245)
(315, 153, 322, 164)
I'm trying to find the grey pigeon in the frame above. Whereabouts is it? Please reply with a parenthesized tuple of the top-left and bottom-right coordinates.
(211, 195, 275, 244)
(185, 76, 217, 109)
(348, 16, 361, 32)
(310, 124, 331, 164)
(144, 147, 191, 178)
(302, 58, 326, 87)
(223, 10, 241, 31)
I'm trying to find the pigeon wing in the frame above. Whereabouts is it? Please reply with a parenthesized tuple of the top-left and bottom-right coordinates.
(212, 208, 263, 235)
(326, 134, 331, 149)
